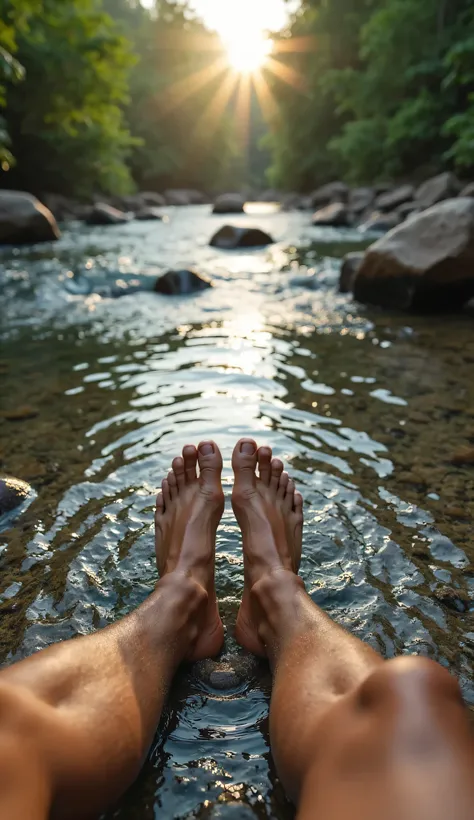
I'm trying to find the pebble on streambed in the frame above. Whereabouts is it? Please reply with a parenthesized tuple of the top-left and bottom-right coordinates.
(0, 476, 34, 516)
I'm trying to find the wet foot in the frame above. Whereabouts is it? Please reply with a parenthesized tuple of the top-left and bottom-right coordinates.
(155, 442, 225, 661)
(231, 439, 304, 656)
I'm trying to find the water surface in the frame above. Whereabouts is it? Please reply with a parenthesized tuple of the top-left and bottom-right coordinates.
(1, 205, 473, 818)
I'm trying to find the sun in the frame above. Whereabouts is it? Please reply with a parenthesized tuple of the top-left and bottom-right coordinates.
(226, 33, 272, 74)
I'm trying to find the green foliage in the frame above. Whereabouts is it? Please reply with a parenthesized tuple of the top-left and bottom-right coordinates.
(267, 0, 474, 187)
(2, 0, 136, 196)
(0, 0, 242, 197)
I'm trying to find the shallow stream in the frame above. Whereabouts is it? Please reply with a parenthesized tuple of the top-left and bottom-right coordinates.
(1, 205, 473, 818)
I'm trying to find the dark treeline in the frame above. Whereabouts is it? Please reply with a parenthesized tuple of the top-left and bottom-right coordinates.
(1, 0, 473, 199)
(267, 0, 474, 189)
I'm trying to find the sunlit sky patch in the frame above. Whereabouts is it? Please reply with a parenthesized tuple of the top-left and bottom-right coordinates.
(140, 0, 296, 72)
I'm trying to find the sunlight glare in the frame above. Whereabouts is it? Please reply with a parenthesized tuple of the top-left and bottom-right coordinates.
(226, 33, 272, 74)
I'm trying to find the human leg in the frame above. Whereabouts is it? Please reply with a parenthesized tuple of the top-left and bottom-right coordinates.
(0, 441, 224, 820)
(232, 439, 474, 820)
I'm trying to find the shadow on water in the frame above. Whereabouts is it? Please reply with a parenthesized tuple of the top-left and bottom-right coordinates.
(1, 207, 474, 817)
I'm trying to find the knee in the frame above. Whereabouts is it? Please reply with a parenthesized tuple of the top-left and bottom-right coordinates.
(356, 656, 464, 716)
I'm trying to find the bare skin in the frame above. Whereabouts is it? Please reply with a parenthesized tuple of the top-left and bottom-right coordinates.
(231, 438, 474, 820)
(0, 441, 225, 820)
(0, 437, 474, 820)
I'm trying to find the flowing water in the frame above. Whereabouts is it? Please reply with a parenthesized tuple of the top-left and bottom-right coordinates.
(1, 204, 474, 818)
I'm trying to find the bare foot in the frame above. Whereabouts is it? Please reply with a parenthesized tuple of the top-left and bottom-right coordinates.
(155, 441, 225, 661)
(231, 439, 304, 656)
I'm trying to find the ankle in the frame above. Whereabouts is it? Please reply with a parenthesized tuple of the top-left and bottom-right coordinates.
(141, 574, 208, 655)
(250, 571, 312, 657)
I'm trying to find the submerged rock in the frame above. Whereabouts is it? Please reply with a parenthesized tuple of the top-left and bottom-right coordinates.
(434, 586, 469, 613)
(339, 252, 364, 293)
(212, 193, 245, 214)
(312, 202, 350, 227)
(87, 203, 131, 225)
(375, 184, 414, 212)
(415, 172, 460, 210)
(210, 225, 274, 248)
(0, 477, 32, 515)
(450, 447, 474, 466)
(154, 269, 211, 295)
(354, 198, 474, 311)
(0, 190, 60, 245)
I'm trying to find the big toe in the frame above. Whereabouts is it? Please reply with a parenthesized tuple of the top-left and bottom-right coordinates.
(232, 438, 258, 495)
(197, 441, 223, 491)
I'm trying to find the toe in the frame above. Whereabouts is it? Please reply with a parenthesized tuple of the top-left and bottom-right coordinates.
(168, 469, 177, 501)
(197, 441, 223, 493)
(270, 458, 284, 493)
(232, 439, 258, 496)
(283, 478, 295, 512)
(162, 478, 170, 509)
(155, 491, 165, 516)
(172, 456, 186, 489)
(183, 445, 198, 483)
(277, 471, 289, 500)
(257, 446, 272, 486)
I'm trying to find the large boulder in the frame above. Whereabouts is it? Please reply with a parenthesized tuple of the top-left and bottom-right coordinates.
(415, 172, 460, 209)
(40, 193, 87, 222)
(154, 269, 211, 295)
(212, 193, 246, 214)
(0, 190, 60, 245)
(339, 252, 364, 294)
(87, 203, 131, 225)
(311, 181, 349, 208)
(348, 187, 375, 214)
(353, 198, 474, 311)
(312, 202, 351, 227)
(210, 225, 274, 249)
(374, 184, 415, 212)
(0, 477, 33, 516)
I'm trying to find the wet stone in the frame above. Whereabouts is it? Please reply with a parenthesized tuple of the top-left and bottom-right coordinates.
(434, 586, 470, 613)
(154, 269, 211, 295)
(210, 225, 274, 249)
(0, 476, 32, 515)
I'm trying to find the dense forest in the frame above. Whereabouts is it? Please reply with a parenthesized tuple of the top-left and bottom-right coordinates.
(268, 0, 474, 189)
(0, 0, 473, 198)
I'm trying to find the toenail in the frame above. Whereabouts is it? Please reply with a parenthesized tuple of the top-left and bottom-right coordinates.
(240, 441, 256, 454)
(199, 442, 214, 455)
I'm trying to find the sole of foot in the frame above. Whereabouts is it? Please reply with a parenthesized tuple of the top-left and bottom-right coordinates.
(155, 441, 225, 661)
(231, 439, 304, 656)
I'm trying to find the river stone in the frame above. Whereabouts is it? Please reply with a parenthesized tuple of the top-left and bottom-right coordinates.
(154, 269, 211, 295)
(213, 193, 246, 214)
(134, 207, 163, 221)
(0, 190, 60, 245)
(311, 181, 349, 207)
(210, 225, 273, 248)
(87, 203, 131, 225)
(0, 477, 32, 515)
(348, 187, 375, 214)
(312, 202, 350, 227)
(359, 210, 401, 233)
(397, 202, 420, 221)
(375, 184, 415, 212)
(415, 172, 460, 209)
(460, 182, 474, 198)
(339, 252, 364, 293)
(353, 198, 474, 311)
